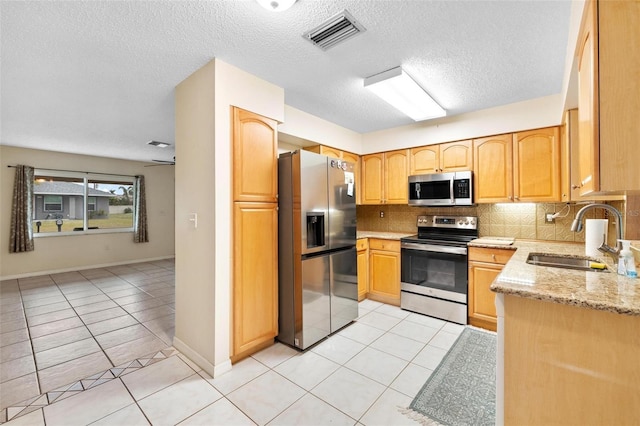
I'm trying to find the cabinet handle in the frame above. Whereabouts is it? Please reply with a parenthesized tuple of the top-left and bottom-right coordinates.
(508, 196, 513, 200)
(571, 184, 580, 189)
(514, 196, 519, 200)
(492, 254, 496, 260)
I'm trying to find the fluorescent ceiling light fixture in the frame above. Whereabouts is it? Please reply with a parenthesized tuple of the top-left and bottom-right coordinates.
(364, 67, 446, 121)
(256, 0, 296, 12)
(147, 140, 171, 148)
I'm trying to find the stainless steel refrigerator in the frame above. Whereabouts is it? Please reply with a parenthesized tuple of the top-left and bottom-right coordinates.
(278, 150, 358, 350)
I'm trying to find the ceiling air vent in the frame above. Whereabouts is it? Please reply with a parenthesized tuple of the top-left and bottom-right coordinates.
(303, 10, 366, 51)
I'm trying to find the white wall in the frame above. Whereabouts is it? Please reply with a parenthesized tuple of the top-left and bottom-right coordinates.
(361, 94, 564, 154)
(0, 146, 175, 279)
(278, 105, 363, 154)
(174, 58, 284, 377)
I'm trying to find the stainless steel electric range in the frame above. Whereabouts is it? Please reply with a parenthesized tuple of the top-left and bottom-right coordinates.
(400, 215, 478, 324)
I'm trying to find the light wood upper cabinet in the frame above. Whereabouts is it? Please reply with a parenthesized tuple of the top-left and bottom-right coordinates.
(362, 150, 409, 204)
(233, 108, 278, 203)
(576, 0, 640, 195)
(362, 153, 384, 204)
(474, 128, 560, 203)
(368, 239, 401, 306)
(513, 127, 560, 202)
(232, 202, 278, 358)
(319, 146, 341, 159)
(439, 140, 473, 172)
(410, 145, 439, 174)
(385, 149, 410, 204)
(410, 140, 472, 175)
(577, 0, 598, 196)
(473, 134, 513, 203)
(561, 109, 623, 202)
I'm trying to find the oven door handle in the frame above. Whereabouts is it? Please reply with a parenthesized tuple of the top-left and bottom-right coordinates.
(401, 242, 467, 255)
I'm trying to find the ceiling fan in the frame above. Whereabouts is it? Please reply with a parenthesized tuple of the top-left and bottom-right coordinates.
(145, 156, 175, 167)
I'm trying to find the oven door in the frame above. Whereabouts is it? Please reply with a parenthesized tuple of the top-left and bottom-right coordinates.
(400, 242, 468, 303)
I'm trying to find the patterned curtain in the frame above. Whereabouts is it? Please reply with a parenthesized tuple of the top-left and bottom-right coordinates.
(9, 165, 35, 253)
(133, 175, 149, 243)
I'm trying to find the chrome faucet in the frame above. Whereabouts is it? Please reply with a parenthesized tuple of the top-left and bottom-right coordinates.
(570, 203, 624, 263)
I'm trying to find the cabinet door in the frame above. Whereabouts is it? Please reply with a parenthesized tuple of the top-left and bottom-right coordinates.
(410, 145, 439, 175)
(357, 248, 368, 302)
(320, 146, 341, 159)
(440, 140, 473, 172)
(342, 151, 361, 205)
(577, 0, 599, 196)
(361, 154, 384, 204)
(384, 149, 409, 204)
(232, 108, 278, 202)
(369, 249, 400, 306)
(233, 202, 278, 357)
(513, 127, 561, 202)
(468, 261, 502, 330)
(473, 134, 513, 203)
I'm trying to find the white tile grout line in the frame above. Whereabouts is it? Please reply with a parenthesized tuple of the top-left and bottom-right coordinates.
(0, 347, 178, 423)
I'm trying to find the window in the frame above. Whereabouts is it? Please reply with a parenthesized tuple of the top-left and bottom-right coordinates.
(43, 195, 63, 211)
(33, 170, 135, 235)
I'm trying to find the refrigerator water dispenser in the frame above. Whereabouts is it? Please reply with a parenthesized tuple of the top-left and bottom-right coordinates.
(306, 212, 325, 248)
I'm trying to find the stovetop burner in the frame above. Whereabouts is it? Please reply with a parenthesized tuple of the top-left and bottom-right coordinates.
(402, 214, 479, 245)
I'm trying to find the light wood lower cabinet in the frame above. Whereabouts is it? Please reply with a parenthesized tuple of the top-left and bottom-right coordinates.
(368, 239, 401, 306)
(503, 294, 640, 424)
(357, 238, 369, 302)
(232, 202, 278, 361)
(468, 247, 514, 331)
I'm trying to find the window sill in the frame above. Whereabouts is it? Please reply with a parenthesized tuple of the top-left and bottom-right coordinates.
(34, 228, 134, 238)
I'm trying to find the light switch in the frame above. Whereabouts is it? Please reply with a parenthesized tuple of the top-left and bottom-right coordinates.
(189, 213, 198, 228)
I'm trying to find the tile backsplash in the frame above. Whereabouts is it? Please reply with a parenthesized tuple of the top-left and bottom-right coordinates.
(357, 201, 626, 244)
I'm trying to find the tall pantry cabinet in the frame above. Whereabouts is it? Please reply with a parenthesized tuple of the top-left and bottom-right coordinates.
(231, 107, 279, 362)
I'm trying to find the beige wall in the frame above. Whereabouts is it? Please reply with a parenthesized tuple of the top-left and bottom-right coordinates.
(361, 94, 563, 154)
(0, 146, 175, 279)
(174, 58, 284, 377)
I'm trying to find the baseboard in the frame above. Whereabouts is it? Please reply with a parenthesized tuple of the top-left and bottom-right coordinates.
(173, 336, 232, 378)
(0, 255, 175, 281)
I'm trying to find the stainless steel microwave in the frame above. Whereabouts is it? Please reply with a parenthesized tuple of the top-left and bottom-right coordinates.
(408, 171, 473, 206)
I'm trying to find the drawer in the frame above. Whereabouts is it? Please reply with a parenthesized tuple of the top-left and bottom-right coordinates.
(469, 247, 515, 264)
(356, 238, 369, 251)
(369, 238, 400, 252)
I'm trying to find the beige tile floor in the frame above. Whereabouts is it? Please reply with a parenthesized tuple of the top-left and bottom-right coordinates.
(0, 260, 175, 417)
(1, 263, 467, 425)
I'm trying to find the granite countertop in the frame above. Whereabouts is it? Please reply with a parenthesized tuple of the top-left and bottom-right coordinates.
(356, 231, 414, 240)
(485, 240, 640, 316)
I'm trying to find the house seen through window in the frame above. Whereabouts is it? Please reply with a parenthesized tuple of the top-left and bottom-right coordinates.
(34, 170, 135, 235)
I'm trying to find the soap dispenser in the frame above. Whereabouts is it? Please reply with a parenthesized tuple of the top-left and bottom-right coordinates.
(618, 240, 638, 278)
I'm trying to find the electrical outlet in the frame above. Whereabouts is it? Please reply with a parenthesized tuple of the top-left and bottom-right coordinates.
(379, 211, 384, 218)
(545, 213, 556, 223)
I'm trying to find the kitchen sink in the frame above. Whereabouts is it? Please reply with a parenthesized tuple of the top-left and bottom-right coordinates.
(526, 253, 610, 272)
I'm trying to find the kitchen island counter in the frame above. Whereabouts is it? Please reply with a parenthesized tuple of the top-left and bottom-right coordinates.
(483, 240, 640, 316)
(487, 240, 640, 425)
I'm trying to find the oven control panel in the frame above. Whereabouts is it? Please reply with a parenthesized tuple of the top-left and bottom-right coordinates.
(417, 215, 477, 230)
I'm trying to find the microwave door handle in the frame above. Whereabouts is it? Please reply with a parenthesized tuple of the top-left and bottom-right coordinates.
(449, 178, 455, 205)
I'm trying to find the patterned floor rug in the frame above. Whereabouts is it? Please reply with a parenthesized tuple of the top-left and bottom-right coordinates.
(403, 327, 496, 426)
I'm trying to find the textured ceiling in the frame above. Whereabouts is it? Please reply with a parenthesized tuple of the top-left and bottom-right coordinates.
(1, 1, 571, 162)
